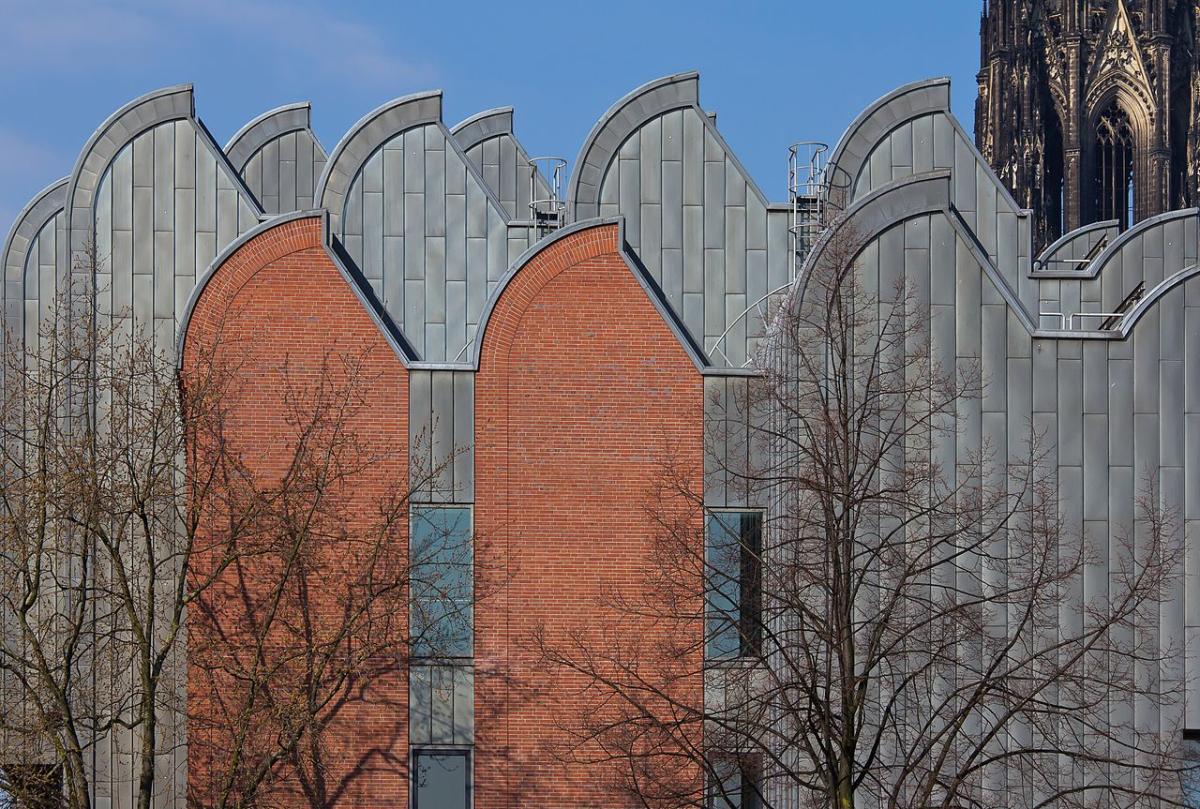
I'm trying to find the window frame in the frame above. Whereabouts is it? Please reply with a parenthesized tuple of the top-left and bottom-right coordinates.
(410, 746, 472, 809)
(704, 508, 765, 662)
(410, 504, 475, 662)
(706, 752, 763, 809)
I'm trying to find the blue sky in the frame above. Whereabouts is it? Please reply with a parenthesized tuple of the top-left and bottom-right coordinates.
(0, 0, 982, 230)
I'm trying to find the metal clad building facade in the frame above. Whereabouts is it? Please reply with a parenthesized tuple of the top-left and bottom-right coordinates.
(4, 64, 1200, 806)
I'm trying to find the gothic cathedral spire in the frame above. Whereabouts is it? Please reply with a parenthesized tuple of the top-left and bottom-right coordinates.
(976, 0, 1198, 248)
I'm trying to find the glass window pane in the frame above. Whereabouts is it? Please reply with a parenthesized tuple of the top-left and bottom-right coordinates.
(412, 507, 473, 659)
(706, 512, 762, 660)
(413, 751, 469, 809)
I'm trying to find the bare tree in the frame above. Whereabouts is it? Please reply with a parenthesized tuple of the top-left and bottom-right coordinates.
(0, 247, 468, 809)
(538, 222, 1191, 809)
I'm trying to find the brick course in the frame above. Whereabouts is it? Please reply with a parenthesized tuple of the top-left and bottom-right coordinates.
(183, 218, 705, 808)
(473, 223, 705, 808)
(182, 215, 411, 809)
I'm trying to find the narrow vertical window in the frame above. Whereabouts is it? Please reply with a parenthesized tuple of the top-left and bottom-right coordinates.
(411, 507, 473, 659)
(412, 749, 470, 809)
(706, 512, 762, 660)
(709, 755, 762, 809)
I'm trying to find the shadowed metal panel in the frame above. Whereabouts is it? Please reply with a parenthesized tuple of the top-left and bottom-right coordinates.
(409, 369, 475, 502)
(337, 118, 511, 363)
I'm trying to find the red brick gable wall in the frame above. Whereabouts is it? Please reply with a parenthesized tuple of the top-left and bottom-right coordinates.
(181, 215, 411, 809)
(473, 223, 706, 808)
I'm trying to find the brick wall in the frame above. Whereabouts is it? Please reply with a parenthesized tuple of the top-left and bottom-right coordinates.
(473, 223, 706, 808)
(181, 215, 411, 809)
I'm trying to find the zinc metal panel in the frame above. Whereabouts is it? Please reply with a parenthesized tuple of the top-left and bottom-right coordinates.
(640, 117, 662, 204)
(404, 128, 425, 193)
(891, 121, 914, 171)
(409, 665, 433, 742)
(1189, 307, 1200, 413)
(725, 207, 746, 294)
(132, 186, 153, 276)
(133, 273, 154, 334)
(405, 278, 426, 357)
(683, 205, 704, 294)
(154, 126, 175, 226)
(703, 248, 726, 345)
(1083, 413, 1110, 521)
(912, 114, 934, 173)
(363, 191, 385, 279)
(933, 113, 955, 169)
(499, 136, 517, 213)
(409, 370, 433, 479)
(174, 186, 196, 282)
(432, 371, 455, 498)
(1161, 287, 1184, 362)
(877, 224, 903, 303)
(746, 195, 767, 252)
(384, 146, 405, 236)
(431, 666, 455, 745)
(1006, 358, 1032, 460)
(447, 279, 467, 358)
(486, 208, 507, 282)
(1189, 522, 1200, 626)
(216, 187, 238, 251)
(153, 230, 174, 319)
(465, 179, 488, 238)
(976, 176, 997, 260)
(980, 304, 1006, 413)
(662, 161, 684, 249)
(641, 203, 662, 282)
(1134, 315, 1160, 414)
(133, 130, 154, 188)
(426, 148, 447, 238)
(112, 146, 134, 231)
(426, 236, 447, 324)
(1032, 341, 1056, 414)
(868, 140, 889, 194)
(661, 108, 683, 161)
(683, 292, 704, 339)
(620, 149, 642, 248)
(953, 136, 977, 214)
(453, 373, 474, 501)
(1188, 414, 1200, 518)
(1108, 359, 1134, 467)
(766, 211, 788, 291)
(262, 137, 281, 206)
(682, 110, 704, 205)
(661, 247, 684, 310)
(725, 292, 747, 367)
(280, 154, 298, 214)
(465, 238, 487, 316)
(956, 239, 983, 357)
(195, 146, 216, 233)
(1133, 412, 1160, 476)
(446, 194, 467, 282)
(404, 192, 425, 278)
(1162, 360, 1185, 468)
(930, 214, 954, 305)
(704, 377, 728, 506)
(1083, 341, 1108, 414)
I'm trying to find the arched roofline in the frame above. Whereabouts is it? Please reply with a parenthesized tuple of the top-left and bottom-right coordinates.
(780, 169, 1191, 344)
(3, 178, 67, 283)
(175, 210, 417, 368)
(314, 90, 443, 229)
(466, 217, 710, 373)
(1121, 263, 1200, 336)
(1039, 208, 1199, 282)
(826, 78, 950, 200)
(64, 85, 265, 271)
(1034, 219, 1120, 272)
(784, 170, 1039, 334)
(225, 102, 323, 170)
(568, 72, 700, 221)
(449, 106, 514, 152)
(66, 85, 195, 241)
